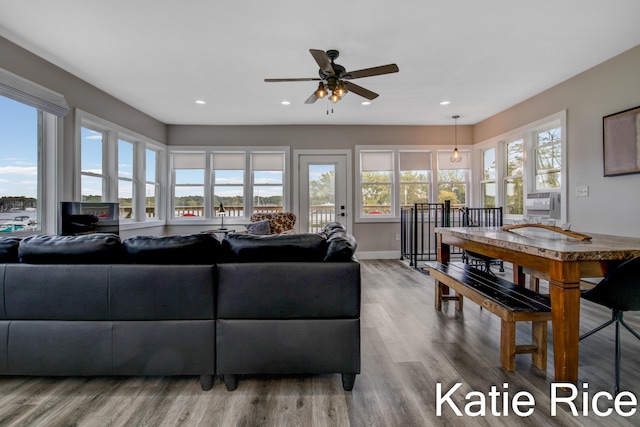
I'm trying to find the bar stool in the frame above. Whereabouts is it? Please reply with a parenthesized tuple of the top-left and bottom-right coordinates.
(579, 256, 640, 395)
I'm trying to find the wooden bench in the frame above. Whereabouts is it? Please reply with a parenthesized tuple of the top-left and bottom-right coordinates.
(425, 262, 551, 371)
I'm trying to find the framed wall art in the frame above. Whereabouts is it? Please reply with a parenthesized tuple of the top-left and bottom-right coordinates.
(603, 105, 640, 177)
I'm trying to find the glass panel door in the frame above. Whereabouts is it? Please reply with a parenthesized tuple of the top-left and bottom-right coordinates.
(299, 154, 348, 233)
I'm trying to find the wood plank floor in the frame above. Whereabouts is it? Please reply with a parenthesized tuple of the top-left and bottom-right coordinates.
(0, 259, 639, 426)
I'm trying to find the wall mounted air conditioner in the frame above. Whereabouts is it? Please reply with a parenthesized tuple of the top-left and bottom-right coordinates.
(524, 192, 561, 219)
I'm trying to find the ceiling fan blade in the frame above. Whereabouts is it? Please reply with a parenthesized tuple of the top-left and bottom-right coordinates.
(344, 64, 399, 79)
(309, 49, 334, 76)
(305, 92, 319, 104)
(264, 78, 321, 82)
(343, 81, 379, 100)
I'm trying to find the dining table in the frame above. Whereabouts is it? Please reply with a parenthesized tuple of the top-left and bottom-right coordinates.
(434, 225, 640, 384)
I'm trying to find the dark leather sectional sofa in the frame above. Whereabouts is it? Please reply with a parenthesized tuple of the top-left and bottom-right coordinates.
(0, 223, 360, 391)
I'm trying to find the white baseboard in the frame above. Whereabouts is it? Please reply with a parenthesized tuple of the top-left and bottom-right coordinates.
(355, 251, 402, 260)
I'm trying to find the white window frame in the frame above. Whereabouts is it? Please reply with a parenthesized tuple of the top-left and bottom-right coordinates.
(435, 150, 472, 207)
(74, 109, 167, 230)
(472, 110, 567, 222)
(480, 147, 497, 208)
(144, 147, 161, 220)
(0, 94, 61, 236)
(356, 145, 435, 222)
(168, 146, 290, 225)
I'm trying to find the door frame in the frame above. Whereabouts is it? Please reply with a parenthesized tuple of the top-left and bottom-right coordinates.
(293, 149, 353, 233)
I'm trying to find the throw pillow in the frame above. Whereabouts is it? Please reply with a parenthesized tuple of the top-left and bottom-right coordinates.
(245, 219, 271, 235)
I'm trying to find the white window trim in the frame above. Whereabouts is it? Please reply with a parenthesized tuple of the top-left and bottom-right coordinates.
(356, 145, 446, 223)
(167, 146, 290, 225)
(74, 109, 167, 230)
(473, 110, 567, 222)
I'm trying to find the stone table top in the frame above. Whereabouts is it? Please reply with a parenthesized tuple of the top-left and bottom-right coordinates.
(436, 226, 640, 262)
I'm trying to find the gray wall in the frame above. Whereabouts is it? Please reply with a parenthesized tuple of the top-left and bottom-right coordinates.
(474, 44, 640, 237)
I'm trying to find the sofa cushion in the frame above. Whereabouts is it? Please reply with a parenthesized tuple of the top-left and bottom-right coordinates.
(0, 237, 21, 263)
(122, 233, 221, 264)
(221, 233, 327, 262)
(18, 233, 124, 264)
(244, 219, 271, 235)
(324, 231, 358, 262)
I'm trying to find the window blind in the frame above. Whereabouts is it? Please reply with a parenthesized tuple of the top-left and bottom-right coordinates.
(400, 151, 431, 171)
(213, 153, 245, 170)
(172, 153, 205, 169)
(251, 153, 284, 171)
(361, 151, 393, 172)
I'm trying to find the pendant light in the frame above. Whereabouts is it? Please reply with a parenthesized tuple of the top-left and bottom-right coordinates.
(450, 115, 462, 163)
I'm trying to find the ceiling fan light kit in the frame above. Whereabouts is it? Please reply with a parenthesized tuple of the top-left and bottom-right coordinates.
(264, 49, 399, 110)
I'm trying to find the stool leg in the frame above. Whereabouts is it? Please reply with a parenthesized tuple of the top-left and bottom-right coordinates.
(500, 319, 516, 371)
(531, 321, 548, 370)
(615, 320, 621, 395)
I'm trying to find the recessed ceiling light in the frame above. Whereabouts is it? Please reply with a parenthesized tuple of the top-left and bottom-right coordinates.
(361, 101, 371, 106)
(195, 100, 206, 105)
(281, 101, 291, 105)
(440, 101, 451, 106)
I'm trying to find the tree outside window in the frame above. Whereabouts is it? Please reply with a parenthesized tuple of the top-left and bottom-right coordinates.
(535, 127, 561, 190)
(505, 139, 524, 215)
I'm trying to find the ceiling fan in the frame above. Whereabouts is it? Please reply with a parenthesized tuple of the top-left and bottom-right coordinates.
(264, 49, 399, 104)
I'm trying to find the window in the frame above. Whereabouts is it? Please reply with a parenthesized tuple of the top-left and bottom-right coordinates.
(145, 148, 159, 219)
(481, 148, 496, 208)
(356, 147, 432, 220)
(212, 152, 245, 218)
(80, 126, 105, 202)
(0, 95, 40, 233)
(169, 148, 289, 221)
(76, 110, 166, 225)
(534, 126, 561, 190)
(399, 151, 430, 207)
(504, 139, 524, 215)
(172, 153, 205, 218)
(118, 139, 135, 219)
(251, 152, 284, 214)
(360, 151, 393, 215)
(474, 111, 565, 219)
(437, 151, 470, 206)
(0, 68, 68, 235)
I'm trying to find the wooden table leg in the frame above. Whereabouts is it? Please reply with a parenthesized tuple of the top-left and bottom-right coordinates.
(549, 261, 581, 384)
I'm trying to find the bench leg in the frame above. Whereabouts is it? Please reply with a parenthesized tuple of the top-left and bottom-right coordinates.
(531, 321, 548, 370)
(455, 293, 464, 311)
(435, 281, 464, 312)
(500, 319, 516, 371)
(435, 280, 443, 311)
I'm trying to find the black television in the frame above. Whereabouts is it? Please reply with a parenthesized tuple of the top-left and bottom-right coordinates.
(59, 202, 120, 236)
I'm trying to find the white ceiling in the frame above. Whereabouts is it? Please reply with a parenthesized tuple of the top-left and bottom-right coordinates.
(1, 1, 640, 126)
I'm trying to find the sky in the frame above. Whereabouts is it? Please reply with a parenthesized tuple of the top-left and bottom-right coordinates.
(0, 96, 38, 199)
